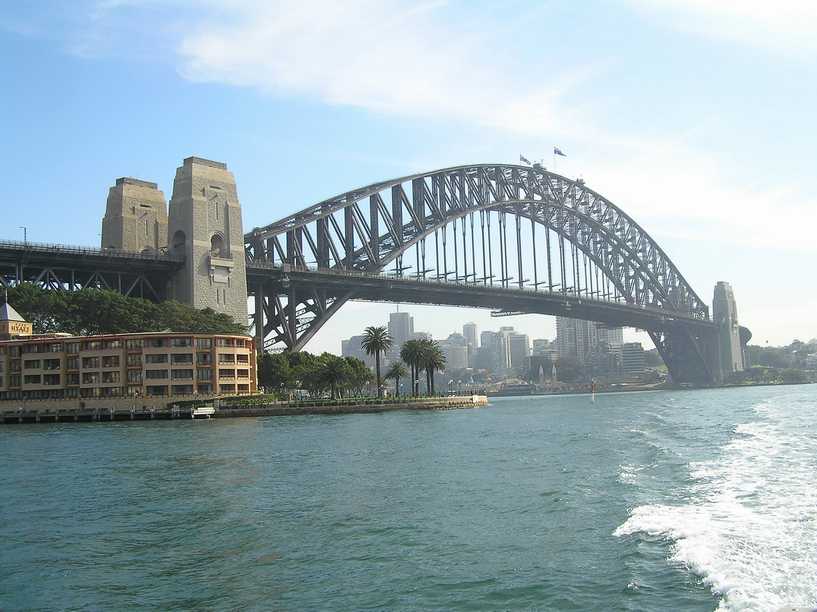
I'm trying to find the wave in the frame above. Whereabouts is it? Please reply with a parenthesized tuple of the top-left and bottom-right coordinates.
(614, 395, 817, 611)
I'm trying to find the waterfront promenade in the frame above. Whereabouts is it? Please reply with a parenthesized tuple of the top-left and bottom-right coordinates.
(0, 394, 488, 424)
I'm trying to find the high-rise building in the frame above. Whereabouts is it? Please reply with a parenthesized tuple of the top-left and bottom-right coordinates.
(462, 322, 478, 366)
(621, 342, 646, 377)
(555, 317, 623, 365)
(388, 311, 414, 362)
(476, 331, 501, 371)
(508, 333, 530, 372)
(440, 333, 468, 371)
(341, 335, 375, 368)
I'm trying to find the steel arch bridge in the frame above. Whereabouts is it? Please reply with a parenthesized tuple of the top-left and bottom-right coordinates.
(245, 163, 720, 384)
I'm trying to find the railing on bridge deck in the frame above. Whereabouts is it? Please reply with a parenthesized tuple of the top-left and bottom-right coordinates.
(0, 239, 184, 263)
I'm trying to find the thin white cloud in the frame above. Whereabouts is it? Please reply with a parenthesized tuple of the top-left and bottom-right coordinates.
(177, 0, 598, 137)
(625, 0, 817, 55)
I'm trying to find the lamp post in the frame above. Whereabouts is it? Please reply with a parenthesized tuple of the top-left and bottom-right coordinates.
(19, 226, 27, 245)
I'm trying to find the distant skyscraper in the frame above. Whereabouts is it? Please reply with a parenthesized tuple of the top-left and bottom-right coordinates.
(388, 311, 414, 362)
(556, 317, 623, 365)
(508, 333, 530, 372)
(621, 342, 646, 377)
(463, 322, 478, 366)
(342, 334, 375, 368)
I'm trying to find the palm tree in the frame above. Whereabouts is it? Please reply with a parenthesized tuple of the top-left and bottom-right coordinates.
(418, 339, 446, 395)
(400, 339, 423, 397)
(361, 326, 392, 398)
(318, 354, 351, 399)
(385, 361, 408, 397)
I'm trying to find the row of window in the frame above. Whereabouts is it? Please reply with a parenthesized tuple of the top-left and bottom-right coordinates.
(0, 383, 252, 401)
(2, 336, 251, 356)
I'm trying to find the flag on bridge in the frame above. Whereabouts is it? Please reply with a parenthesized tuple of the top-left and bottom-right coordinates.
(553, 147, 567, 157)
(519, 154, 531, 165)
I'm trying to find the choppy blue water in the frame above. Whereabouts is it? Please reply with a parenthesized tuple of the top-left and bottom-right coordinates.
(2, 386, 816, 611)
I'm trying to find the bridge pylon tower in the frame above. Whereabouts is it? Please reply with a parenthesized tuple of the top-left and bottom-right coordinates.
(167, 157, 248, 326)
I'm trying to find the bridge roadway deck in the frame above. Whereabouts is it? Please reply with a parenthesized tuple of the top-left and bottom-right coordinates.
(0, 240, 183, 273)
(246, 263, 716, 332)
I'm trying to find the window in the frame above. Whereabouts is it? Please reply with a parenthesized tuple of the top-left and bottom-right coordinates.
(102, 371, 120, 383)
(66, 342, 80, 354)
(198, 383, 212, 394)
(196, 338, 212, 349)
(145, 354, 168, 364)
(127, 385, 142, 397)
(171, 338, 192, 348)
(43, 359, 60, 370)
(43, 374, 60, 386)
(126, 354, 141, 366)
(172, 384, 194, 395)
(238, 384, 249, 393)
(82, 357, 100, 369)
(82, 372, 100, 384)
(218, 354, 235, 364)
(49, 343, 63, 353)
(237, 369, 249, 379)
(219, 384, 235, 393)
(219, 369, 235, 379)
(216, 338, 235, 347)
(23, 374, 41, 385)
(127, 370, 142, 383)
(197, 352, 212, 365)
(66, 373, 80, 385)
(146, 386, 168, 396)
(103, 340, 122, 349)
(145, 338, 167, 348)
(102, 355, 120, 368)
(172, 369, 193, 380)
(83, 340, 103, 351)
(197, 368, 211, 381)
(126, 339, 143, 349)
(236, 354, 249, 364)
(23, 360, 41, 369)
(66, 356, 79, 370)
(171, 353, 193, 364)
(145, 369, 168, 380)
(9, 374, 21, 387)
(210, 233, 226, 257)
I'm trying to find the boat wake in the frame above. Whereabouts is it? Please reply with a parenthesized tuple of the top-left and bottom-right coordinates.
(615, 397, 817, 611)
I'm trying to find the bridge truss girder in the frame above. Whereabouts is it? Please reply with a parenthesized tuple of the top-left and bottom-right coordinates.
(245, 165, 717, 383)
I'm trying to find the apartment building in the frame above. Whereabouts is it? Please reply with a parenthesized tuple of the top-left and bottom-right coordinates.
(0, 330, 257, 401)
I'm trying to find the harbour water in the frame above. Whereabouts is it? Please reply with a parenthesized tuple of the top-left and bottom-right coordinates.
(1, 386, 815, 611)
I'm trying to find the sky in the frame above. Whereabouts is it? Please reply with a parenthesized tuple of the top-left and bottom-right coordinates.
(2, 0, 816, 353)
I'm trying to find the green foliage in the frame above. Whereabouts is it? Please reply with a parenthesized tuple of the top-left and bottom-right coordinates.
(385, 361, 408, 397)
(258, 350, 375, 399)
(361, 325, 392, 397)
(6, 284, 246, 336)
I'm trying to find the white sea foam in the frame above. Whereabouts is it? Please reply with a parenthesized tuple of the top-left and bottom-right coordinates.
(615, 397, 817, 611)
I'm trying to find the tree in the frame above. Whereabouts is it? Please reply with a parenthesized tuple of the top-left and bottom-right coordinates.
(345, 356, 373, 396)
(401, 339, 424, 396)
(418, 339, 446, 395)
(385, 361, 408, 397)
(259, 352, 292, 394)
(360, 326, 392, 398)
(6, 284, 245, 336)
(317, 354, 352, 399)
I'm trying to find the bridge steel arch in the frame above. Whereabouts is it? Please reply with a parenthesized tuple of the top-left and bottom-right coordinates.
(245, 164, 719, 384)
